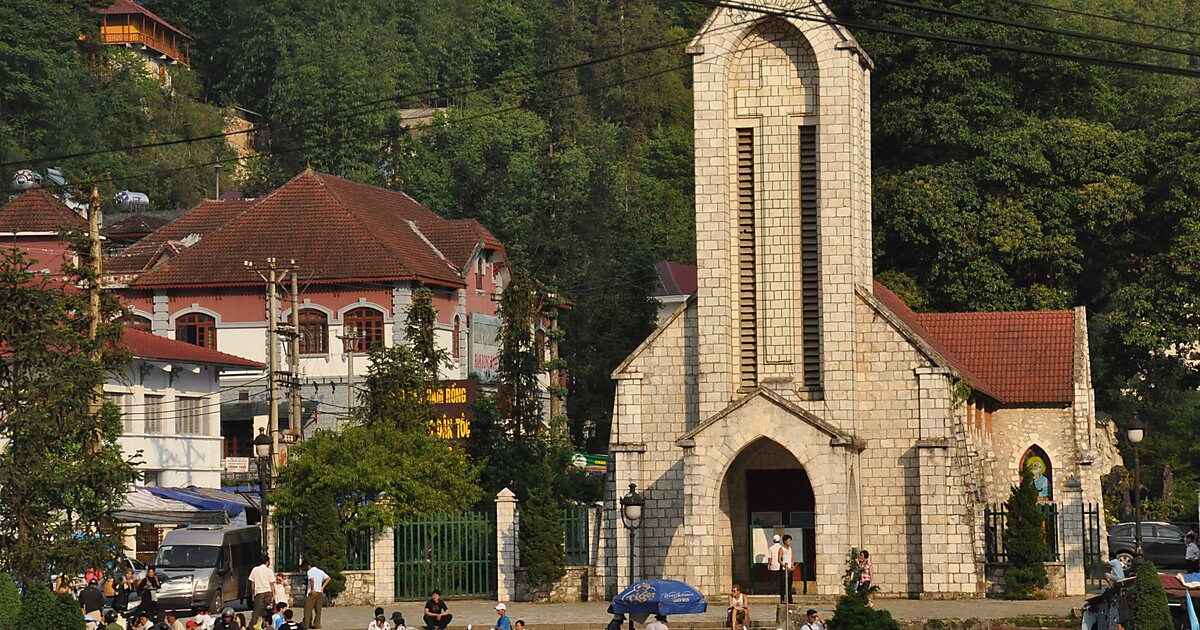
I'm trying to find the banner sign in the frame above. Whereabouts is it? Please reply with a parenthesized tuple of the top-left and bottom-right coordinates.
(427, 379, 476, 440)
(469, 313, 500, 384)
(570, 452, 608, 475)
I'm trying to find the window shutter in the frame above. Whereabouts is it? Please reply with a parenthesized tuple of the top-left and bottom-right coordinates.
(799, 125, 821, 392)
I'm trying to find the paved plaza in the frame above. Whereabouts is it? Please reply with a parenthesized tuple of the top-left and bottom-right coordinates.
(266, 597, 1080, 630)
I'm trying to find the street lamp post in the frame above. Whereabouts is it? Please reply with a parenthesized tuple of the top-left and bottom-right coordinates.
(620, 483, 645, 630)
(1127, 414, 1146, 566)
(254, 428, 273, 556)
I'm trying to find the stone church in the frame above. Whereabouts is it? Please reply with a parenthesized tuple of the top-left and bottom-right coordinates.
(600, 0, 1114, 599)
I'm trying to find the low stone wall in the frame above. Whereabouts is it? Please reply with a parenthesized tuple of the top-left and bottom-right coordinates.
(516, 566, 597, 602)
(984, 562, 1066, 598)
(278, 570, 377, 607)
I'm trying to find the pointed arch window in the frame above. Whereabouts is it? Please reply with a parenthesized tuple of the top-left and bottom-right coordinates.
(1020, 446, 1053, 501)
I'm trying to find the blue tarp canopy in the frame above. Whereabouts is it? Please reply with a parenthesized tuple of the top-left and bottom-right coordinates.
(611, 579, 708, 616)
(143, 486, 251, 517)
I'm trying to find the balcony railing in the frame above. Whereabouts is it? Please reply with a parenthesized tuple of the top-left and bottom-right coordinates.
(101, 28, 190, 66)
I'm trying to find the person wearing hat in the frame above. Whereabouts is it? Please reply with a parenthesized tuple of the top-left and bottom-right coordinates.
(800, 609, 825, 630)
(103, 611, 122, 630)
(646, 614, 668, 630)
(390, 611, 406, 630)
(766, 534, 783, 601)
(494, 603, 512, 630)
(79, 577, 105, 623)
(368, 613, 391, 630)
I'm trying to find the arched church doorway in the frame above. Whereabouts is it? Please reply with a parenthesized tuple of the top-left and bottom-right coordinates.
(720, 438, 817, 596)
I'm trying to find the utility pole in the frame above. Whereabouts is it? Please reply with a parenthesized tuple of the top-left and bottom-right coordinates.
(245, 259, 296, 465)
(86, 186, 103, 456)
(288, 266, 302, 437)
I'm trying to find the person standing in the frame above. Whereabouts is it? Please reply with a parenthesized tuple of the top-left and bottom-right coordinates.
(136, 566, 162, 620)
(273, 572, 290, 608)
(855, 550, 873, 597)
(766, 534, 782, 601)
(79, 578, 105, 623)
(778, 535, 795, 604)
(422, 590, 453, 630)
(1186, 534, 1200, 573)
(494, 603, 512, 630)
(250, 554, 275, 628)
(302, 559, 331, 629)
(645, 614, 668, 630)
(800, 610, 825, 630)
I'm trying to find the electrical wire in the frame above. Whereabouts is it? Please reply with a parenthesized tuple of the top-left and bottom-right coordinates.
(685, 0, 1200, 78)
(869, 0, 1200, 58)
(1010, 0, 1200, 38)
(0, 20, 746, 170)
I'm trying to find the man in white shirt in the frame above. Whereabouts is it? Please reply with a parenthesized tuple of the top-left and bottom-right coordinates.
(303, 559, 332, 629)
(779, 535, 795, 604)
(645, 614, 668, 630)
(766, 534, 782, 601)
(1187, 533, 1200, 573)
(800, 609, 825, 630)
(249, 554, 275, 629)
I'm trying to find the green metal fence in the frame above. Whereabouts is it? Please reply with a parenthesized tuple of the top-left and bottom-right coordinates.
(394, 511, 495, 600)
(274, 518, 373, 571)
(563, 504, 591, 566)
(984, 503, 1060, 563)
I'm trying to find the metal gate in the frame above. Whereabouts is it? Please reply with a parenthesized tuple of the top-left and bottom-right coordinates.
(395, 511, 495, 600)
(1083, 503, 1105, 592)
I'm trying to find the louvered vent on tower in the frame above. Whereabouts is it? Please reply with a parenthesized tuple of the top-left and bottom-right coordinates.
(736, 128, 757, 390)
(800, 125, 821, 393)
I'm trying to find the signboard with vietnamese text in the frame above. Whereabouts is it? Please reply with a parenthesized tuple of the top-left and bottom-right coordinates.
(469, 313, 500, 384)
(427, 379, 476, 441)
(223, 457, 250, 474)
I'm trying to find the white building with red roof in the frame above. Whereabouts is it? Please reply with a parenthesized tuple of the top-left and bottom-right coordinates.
(109, 169, 511, 457)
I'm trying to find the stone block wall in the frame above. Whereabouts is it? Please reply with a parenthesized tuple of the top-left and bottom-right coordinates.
(984, 562, 1067, 598)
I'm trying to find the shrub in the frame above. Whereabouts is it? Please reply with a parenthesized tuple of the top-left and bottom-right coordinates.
(1003, 471, 1047, 599)
(826, 593, 900, 630)
(519, 474, 566, 588)
(299, 491, 346, 597)
(0, 573, 20, 630)
(1129, 560, 1172, 630)
(17, 585, 82, 630)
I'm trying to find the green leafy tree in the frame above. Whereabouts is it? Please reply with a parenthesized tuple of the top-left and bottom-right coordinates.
(359, 346, 433, 432)
(1130, 560, 1172, 630)
(1003, 472, 1048, 599)
(0, 572, 21, 630)
(16, 585, 82, 630)
(826, 593, 899, 630)
(405, 287, 450, 387)
(498, 269, 544, 439)
(0, 246, 138, 588)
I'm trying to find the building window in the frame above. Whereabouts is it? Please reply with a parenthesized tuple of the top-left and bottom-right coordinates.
(344, 307, 385, 352)
(177, 397, 206, 435)
(107, 392, 131, 432)
(299, 309, 329, 355)
(142, 470, 162, 487)
(125, 314, 152, 333)
(476, 258, 485, 290)
(144, 395, 163, 434)
(175, 313, 217, 350)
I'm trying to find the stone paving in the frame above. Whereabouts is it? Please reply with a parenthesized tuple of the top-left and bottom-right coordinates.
(219, 596, 1081, 630)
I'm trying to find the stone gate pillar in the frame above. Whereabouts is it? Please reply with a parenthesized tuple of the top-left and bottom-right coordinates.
(373, 528, 395, 604)
(496, 488, 518, 601)
(1062, 478, 1086, 596)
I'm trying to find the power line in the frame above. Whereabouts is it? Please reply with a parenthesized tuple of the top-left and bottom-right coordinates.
(687, 0, 1200, 79)
(0, 21, 743, 170)
(871, 0, 1200, 59)
(1010, 0, 1200, 39)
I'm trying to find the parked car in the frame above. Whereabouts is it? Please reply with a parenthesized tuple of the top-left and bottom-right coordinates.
(1108, 521, 1191, 570)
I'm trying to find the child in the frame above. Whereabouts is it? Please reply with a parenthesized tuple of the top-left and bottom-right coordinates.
(515, 620, 526, 630)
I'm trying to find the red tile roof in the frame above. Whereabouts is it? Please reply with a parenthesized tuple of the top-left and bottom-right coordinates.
(103, 213, 172, 238)
(123, 329, 262, 368)
(97, 0, 189, 38)
(653, 260, 698, 297)
(131, 170, 464, 288)
(107, 199, 255, 274)
(414, 219, 506, 270)
(872, 281, 1075, 405)
(0, 189, 86, 233)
